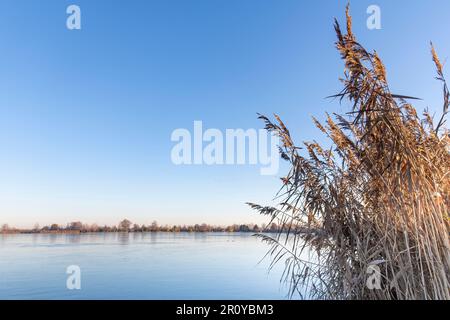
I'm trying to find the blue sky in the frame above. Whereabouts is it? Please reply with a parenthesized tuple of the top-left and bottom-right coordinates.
(0, 0, 448, 228)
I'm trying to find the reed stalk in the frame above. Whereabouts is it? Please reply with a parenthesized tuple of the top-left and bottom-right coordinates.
(248, 5, 450, 300)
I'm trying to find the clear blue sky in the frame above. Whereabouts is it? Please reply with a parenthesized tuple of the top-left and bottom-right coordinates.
(0, 0, 448, 228)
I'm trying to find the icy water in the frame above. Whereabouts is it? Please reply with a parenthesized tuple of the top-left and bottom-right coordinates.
(0, 232, 287, 300)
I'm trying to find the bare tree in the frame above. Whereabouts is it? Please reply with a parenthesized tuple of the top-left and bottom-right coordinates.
(118, 219, 132, 232)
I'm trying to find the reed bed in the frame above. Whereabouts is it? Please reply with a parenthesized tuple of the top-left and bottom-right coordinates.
(248, 6, 450, 300)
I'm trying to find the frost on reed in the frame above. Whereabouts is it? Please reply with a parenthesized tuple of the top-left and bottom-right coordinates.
(248, 7, 450, 300)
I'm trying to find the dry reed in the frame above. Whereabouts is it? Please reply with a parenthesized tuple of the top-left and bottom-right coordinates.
(248, 5, 450, 300)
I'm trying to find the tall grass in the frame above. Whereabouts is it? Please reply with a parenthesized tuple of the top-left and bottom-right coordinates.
(248, 6, 450, 300)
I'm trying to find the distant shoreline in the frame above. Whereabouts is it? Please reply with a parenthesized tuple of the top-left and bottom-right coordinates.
(0, 230, 263, 235)
(1, 220, 280, 235)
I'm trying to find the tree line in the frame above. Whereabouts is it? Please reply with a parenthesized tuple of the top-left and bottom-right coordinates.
(0, 220, 280, 234)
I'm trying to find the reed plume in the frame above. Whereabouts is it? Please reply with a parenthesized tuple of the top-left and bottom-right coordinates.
(248, 5, 450, 300)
